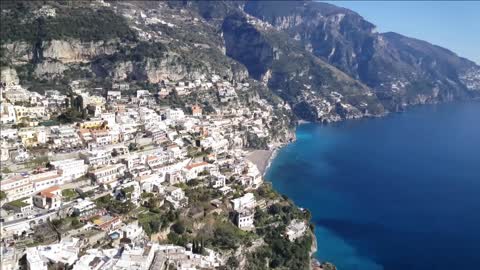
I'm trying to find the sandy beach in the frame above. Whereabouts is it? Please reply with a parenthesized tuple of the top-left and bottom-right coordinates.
(246, 149, 275, 176)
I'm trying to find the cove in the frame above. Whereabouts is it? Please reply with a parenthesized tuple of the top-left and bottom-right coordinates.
(265, 101, 480, 270)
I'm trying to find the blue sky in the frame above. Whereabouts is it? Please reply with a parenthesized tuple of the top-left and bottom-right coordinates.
(324, 1, 480, 64)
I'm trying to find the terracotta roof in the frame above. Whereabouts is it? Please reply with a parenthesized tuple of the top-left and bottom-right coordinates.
(40, 186, 61, 198)
(185, 162, 209, 170)
(40, 186, 61, 194)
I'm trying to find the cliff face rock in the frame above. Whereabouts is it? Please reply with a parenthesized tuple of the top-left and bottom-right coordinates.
(41, 40, 119, 63)
(34, 60, 67, 78)
(111, 61, 134, 82)
(0, 67, 19, 86)
(222, 13, 274, 80)
(2, 42, 33, 64)
(2, 39, 119, 64)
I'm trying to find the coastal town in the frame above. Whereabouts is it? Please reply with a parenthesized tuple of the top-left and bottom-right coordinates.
(1, 0, 479, 269)
(0, 73, 324, 269)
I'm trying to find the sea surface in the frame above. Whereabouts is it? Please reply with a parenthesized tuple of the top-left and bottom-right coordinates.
(265, 101, 480, 270)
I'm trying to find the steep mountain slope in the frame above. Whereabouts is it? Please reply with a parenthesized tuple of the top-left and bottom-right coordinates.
(244, 0, 480, 110)
(1, 1, 250, 92)
(170, 1, 386, 121)
(221, 12, 384, 120)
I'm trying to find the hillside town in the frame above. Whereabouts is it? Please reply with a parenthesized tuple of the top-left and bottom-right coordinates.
(0, 74, 313, 270)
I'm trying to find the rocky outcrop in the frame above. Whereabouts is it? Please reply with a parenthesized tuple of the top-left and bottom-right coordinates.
(222, 13, 274, 80)
(2, 42, 33, 65)
(2, 39, 119, 65)
(34, 60, 68, 78)
(41, 40, 119, 63)
(111, 61, 134, 82)
(0, 67, 19, 86)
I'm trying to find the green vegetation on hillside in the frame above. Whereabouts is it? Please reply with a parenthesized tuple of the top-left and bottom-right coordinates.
(6, 199, 29, 208)
(1, 3, 136, 43)
(0, 191, 7, 200)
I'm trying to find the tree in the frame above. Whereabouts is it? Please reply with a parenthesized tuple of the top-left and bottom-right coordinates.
(166, 210, 178, 223)
(226, 257, 239, 269)
(0, 191, 7, 200)
(128, 143, 139, 152)
(172, 222, 185, 235)
(149, 220, 161, 233)
(71, 217, 82, 228)
(147, 196, 161, 209)
(268, 204, 281, 215)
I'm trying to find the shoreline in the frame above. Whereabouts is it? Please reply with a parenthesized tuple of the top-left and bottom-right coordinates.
(263, 100, 480, 270)
(246, 149, 276, 176)
(263, 147, 279, 177)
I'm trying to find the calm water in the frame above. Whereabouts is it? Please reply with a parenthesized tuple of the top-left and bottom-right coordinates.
(266, 102, 480, 270)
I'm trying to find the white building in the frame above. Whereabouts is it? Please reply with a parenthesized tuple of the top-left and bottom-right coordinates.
(72, 199, 97, 218)
(121, 221, 144, 241)
(72, 248, 118, 270)
(107, 90, 121, 100)
(14, 105, 47, 120)
(89, 164, 126, 185)
(80, 150, 113, 168)
(183, 162, 211, 181)
(32, 186, 62, 210)
(165, 186, 185, 201)
(136, 90, 150, 98)
(210, 174, 226, 189)
(165, 108, 185, 121)
(100, 113, 117, 127)
(49, 125, 82, 149)
(236, 209, 255, 230)
(0, 246, 22, 270)
(231, 192, 256, 211)
(30, 170, 64, 193)
(0, 128, 18, 139)
(0, 174, 34, 202)
(113, 244, 156, 270)
(26, 238, 81, 270)
(135, 174, 163, 193)
(0, 102, 17, 124)
(165, 186, 187, 209)
(285, 219, 307, 241)
(50, 159, 88, 181)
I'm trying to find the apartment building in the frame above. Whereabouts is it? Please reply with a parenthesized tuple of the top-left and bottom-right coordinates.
(30, 170, 64, 193)
(0, 175, 34, 202)
(50, 159, 88, 181)
(89, 164, 126, 185)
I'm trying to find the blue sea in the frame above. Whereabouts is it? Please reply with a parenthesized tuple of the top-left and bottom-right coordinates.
(265, 101, 480, 270)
